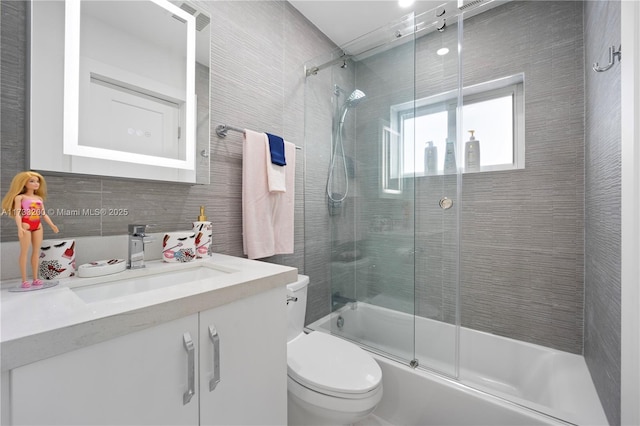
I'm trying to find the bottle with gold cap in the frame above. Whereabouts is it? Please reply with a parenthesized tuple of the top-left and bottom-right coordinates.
(197, 206, 207, 221)
(192, 206, 212, 258)
(464, 130, 480, 172)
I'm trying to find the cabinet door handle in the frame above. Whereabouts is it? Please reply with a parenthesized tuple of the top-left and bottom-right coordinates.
(183, 332, 195, 405)
(208, 325, 221, 391)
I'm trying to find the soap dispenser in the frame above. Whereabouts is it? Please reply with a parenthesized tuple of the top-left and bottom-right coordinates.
(192, 206, 212, 258)
(424, 141, 438, 176)
(443, 138, 457, 174)
(465, 130, 481, 172)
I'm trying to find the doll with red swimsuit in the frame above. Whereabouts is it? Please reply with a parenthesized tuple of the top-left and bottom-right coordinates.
(2, 171, 59, 288)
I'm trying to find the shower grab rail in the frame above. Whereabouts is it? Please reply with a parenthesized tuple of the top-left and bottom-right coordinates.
(593, 45, 622, 72)
(215, 124, 302, 150)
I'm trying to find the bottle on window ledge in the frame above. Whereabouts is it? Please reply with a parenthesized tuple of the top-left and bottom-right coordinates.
(424, 141, 438, 176)
(465, 130, 481, 173)
(444, 138, 457, 174)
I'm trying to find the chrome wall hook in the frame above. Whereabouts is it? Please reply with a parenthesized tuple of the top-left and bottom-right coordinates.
(593, 45, 622, 72)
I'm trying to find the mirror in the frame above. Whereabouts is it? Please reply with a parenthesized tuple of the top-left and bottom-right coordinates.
(29, 0, 211, 184)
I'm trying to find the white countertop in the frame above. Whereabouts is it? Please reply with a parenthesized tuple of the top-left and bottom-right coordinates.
(1, 254, 297, 371)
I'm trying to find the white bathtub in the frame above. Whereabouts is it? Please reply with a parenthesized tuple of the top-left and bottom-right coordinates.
(308, 302, 608, 426)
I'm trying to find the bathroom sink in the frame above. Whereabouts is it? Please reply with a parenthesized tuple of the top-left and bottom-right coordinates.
(72, 265, 231, 303)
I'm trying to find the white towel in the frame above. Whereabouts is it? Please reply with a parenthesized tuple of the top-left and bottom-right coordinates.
(242, 130, 296, 259)
(266, 139, 286, 193)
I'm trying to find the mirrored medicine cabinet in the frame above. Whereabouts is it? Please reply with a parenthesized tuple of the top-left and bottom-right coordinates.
(29, 0, 211, 184)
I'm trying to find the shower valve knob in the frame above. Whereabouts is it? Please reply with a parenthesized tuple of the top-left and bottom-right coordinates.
(439, 197, 453, 210)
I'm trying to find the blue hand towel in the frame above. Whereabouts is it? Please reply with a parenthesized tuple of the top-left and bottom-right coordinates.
(266, 133, 286, 166)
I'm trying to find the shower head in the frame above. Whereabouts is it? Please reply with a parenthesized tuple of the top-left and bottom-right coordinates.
(338, 89, 367, 124)
(344, 89, 366, 108)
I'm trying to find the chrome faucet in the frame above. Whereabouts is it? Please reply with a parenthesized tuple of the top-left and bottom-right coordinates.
(127, 224, 154, 269)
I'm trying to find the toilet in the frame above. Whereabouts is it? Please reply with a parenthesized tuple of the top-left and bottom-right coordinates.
(286, 275, 383, 426)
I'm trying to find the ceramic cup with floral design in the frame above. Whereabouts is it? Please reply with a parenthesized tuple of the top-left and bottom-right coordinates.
(39, 239, 76, 279)
(162, 232, 196, 263)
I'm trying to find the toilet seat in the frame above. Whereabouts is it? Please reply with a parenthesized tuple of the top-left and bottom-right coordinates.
(287, 332, 382, 399)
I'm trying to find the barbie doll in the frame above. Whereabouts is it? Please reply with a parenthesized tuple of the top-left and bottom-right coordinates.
(2, 171, 58, 288)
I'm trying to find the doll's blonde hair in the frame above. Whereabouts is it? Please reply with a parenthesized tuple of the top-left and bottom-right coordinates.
(1, 171, 48, 217)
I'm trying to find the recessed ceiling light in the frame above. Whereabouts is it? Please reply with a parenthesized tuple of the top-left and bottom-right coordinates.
(437, 47, 450, 56)
(399, 0, 415, 8)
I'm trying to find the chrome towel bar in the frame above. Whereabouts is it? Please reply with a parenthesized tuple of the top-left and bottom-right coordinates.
(215, 124, 302, 150)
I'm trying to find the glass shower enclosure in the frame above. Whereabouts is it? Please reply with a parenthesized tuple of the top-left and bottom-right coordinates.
(303, 10, 462, 379)
(302, 0, 605, 422)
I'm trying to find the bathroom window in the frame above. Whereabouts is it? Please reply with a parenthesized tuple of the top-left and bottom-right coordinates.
(392, 74, 525, 176)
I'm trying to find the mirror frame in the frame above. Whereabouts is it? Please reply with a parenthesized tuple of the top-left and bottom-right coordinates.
(28, 0, 210, 184)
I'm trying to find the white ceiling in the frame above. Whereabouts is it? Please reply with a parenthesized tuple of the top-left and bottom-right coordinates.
(288, 0, 450, 47)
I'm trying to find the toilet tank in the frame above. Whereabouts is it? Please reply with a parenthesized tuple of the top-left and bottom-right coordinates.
(286, 275, 309, 342)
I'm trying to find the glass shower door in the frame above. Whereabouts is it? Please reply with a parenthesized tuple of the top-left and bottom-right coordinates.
(303, 8, 461, 376)
(322, 14, 418, 365)
(410, 12, 462, 378)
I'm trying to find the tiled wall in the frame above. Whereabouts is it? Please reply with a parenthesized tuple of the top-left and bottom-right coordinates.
(304, 1, 586, 354)
(458, 1, 585, 353)
(584, 1, 622, 424)
(1, 2, 337, 279)
(1, 1, 28, 203)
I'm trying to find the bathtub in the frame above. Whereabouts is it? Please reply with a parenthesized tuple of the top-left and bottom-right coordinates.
(308, 302, 608, 426)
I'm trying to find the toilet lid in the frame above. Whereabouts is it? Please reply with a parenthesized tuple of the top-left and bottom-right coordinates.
(287, 332, 382, 396)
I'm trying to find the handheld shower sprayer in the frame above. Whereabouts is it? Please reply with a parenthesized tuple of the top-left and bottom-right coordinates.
(327, 87, 367, 214)
(338, 89, 367, 124)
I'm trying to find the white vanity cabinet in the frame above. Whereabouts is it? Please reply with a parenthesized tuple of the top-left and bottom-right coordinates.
(8, 286, 287, 425)
(199, 285, 287, 425)
(11, 313, 200, 425)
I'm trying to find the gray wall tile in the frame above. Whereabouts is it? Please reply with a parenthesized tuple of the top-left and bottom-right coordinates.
(584, 1, 622, 424)
(1, 1, 28, 220)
